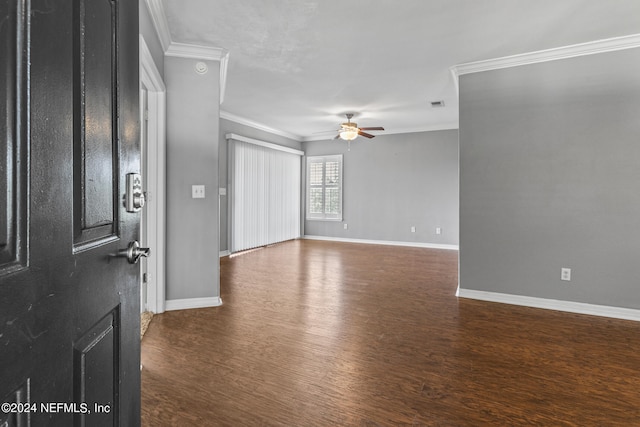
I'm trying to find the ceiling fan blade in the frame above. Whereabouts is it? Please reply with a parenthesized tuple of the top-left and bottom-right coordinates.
(333, 134, 341, 140)
(358, 130, 375, 139)
(359, 126, 384, 131)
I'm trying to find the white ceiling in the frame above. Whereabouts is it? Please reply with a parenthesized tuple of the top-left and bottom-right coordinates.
(159, 0, 640, 141)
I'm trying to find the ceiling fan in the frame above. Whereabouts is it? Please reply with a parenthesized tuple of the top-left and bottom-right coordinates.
(333, 113, 384, 141)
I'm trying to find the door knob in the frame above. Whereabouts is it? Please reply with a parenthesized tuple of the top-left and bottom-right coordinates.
(118, 241, 150, 264)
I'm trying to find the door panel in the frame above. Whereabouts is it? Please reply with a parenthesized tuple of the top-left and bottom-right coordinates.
(73, 310, 119, 426)
(0, 0, 140, 425)
(73, 0, 118, 248)
(0, 0, 28, 273)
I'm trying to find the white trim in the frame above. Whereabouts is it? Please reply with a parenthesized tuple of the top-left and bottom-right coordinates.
(219, 250, 230, 258)
(218, 52, 230, 104)
(221, 111, 303, 142)
(143, 0, 171, 52)
(303, 235, 458, 251)
(450, 67, 460, 97)
(140, 35, 167, 314)
(451, 33, 640, 77)
(225, 133, 304, 156)
(165, 297, 223, 311)
(140, 35, 166, 92)
(166, 42, 228, 62)
(142, 0, 230, 103)
(457, 289, 640, 322)
(376, 124, 459, 136)
(166, 43, 230, 104)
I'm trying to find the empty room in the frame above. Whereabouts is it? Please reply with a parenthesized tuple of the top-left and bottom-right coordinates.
(2, 1, 639, 426)
(137, 1, 640, 424)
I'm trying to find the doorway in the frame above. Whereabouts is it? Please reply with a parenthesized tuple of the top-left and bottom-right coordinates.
(139, 35, 167, 314)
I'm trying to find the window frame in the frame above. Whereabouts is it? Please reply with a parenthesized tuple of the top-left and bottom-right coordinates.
(306, 155, 343, 221)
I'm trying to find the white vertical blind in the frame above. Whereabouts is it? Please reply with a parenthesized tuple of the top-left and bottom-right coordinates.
(228, 135, 302, 253)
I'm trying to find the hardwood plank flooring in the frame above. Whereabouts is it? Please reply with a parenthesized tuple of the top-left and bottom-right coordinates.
(141, 239, 640, 426)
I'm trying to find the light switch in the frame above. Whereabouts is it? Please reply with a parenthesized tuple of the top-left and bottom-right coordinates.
(192, 185, 205, 199)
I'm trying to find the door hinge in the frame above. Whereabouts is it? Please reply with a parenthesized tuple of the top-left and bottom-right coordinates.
(142, 273, 148, 283)
(144, 109, 149, 121)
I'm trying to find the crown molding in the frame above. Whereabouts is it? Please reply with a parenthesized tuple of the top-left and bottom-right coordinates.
(166, 43, 230, 105)
(166, 42, 228, 61)
(143, 0, 229, 103)
(220, 111, 303, 142)
(220, 113, 458, 143)
(299, 134, 338, 142)
(383, 123, 459, 136)
(300, 122, 459, 142)
(451, 33, 640, 77)
(139, 35, 166, 92)
(218, 52, 229, 104)
(143, 0, 171, 52)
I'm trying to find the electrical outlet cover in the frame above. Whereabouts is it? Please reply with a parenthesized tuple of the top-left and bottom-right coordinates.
(192, 185, 205, 199)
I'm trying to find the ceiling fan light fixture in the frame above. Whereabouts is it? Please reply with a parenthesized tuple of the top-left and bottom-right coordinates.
(339, 127, 359, 141)
(331, 114, 383, 141)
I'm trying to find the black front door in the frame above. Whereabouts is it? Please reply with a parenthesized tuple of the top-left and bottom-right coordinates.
(1, 0, 140, 425)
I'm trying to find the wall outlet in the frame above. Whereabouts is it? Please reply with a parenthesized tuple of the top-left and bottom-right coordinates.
(192, 185, 205, 199)
(410, 226, 416, 233)
(343, 223, 348, 230)
(561, 267, 571, 281)
(436, 227, 442, 235)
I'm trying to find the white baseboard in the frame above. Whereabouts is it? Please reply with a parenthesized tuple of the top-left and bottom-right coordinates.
(303, 235, 458, 251)
(457, 288, 640, 322)
(164, 297, 223, 311)
(219, 250, 230, 258)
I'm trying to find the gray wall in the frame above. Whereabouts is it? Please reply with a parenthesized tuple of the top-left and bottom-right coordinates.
(165, 57, 220, 300)
(304, 130, 459, 246)
(459, 48, 640, 309)
(218, 118, 302, 252)
(139, 1, 164, 78)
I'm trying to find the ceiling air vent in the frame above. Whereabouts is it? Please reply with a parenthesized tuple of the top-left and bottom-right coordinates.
(430, 100, 445, 108)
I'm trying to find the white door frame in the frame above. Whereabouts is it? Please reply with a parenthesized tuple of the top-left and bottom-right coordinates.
(140, 34, 167, 313)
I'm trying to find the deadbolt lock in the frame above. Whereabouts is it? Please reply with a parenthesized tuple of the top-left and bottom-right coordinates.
(125, 173, 145, 212)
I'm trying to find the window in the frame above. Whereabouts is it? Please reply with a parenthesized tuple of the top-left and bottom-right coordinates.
(306, 155, 343, 220)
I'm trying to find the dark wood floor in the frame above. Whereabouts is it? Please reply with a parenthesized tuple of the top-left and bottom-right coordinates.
(141, 239, 640, 426)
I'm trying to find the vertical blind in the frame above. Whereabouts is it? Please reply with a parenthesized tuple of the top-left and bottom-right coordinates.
(228, 135, 302, 253)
